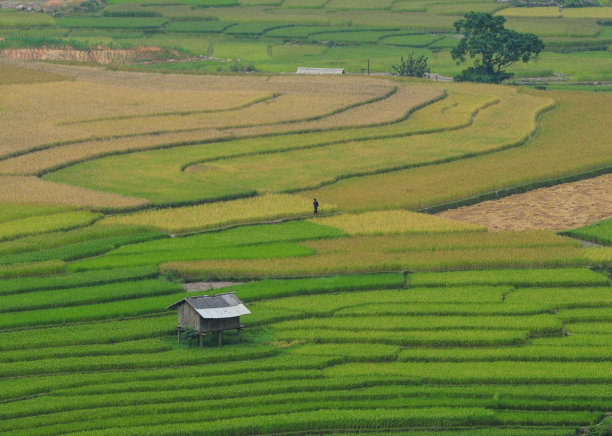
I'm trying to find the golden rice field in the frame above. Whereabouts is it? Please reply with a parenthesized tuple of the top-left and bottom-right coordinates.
(1, 61, 612, 436)
(311, 210, 486, 235)
(0, 62, 393, 157)
(0, 176, 147, 210)
(306, 91, 612, 212)
(104, 194, 325, 234)
(0, 63, 69, 85)
(497, 6, 612, 19)
(0, 62, 609, 222)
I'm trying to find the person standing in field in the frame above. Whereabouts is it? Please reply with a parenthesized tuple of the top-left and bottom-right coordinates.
(313, 198, 319, 215)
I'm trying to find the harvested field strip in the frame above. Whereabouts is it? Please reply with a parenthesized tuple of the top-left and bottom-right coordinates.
(409, 268, 610, 287)
(437, 173, 612, 232)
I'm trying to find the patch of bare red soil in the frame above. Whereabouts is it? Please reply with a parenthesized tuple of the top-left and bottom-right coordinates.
(0, 46, 186, 65)
(437, 173, 612, 231)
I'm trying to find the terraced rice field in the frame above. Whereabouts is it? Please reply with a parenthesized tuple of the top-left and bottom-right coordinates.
(0, 60, 611, 434)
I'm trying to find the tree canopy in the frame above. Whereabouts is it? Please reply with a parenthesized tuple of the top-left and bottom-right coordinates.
(451, 12, 544, 83)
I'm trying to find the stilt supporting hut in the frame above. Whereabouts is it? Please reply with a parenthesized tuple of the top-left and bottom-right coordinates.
(167, 292, 250, 347)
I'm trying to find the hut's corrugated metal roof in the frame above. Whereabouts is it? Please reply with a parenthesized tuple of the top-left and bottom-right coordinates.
(167, 292, 251, 319)
(296, 67, 345, 75)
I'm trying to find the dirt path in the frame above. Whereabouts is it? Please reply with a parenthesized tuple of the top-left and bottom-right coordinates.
(183, 282, 243, 293)
(437, 173, 612, 231)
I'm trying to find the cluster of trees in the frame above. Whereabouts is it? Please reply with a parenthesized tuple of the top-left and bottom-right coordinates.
(393, 12, 544, 84)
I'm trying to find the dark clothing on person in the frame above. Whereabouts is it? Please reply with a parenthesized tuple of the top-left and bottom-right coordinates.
(313, 199, 319, 215)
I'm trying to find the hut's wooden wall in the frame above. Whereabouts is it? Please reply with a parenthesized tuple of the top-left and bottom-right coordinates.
(177, 303, 241, 332)
(177, 304, 200, 330)
(200, 317, 241, 332)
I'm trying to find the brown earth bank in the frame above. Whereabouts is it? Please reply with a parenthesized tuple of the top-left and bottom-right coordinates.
(0, 46, 187, 65)
(437, 173, 612, 231)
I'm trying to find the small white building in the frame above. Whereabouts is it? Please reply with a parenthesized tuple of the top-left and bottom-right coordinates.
(296, 67, 345, 75)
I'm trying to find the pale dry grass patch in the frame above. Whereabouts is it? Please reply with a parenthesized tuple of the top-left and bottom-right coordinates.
(312, 210, 486, 235)
(0, 176, 147, 210)
(0, 81, 270, 155)
(103, 194, 328, 233)
(66, 92, 370, 139)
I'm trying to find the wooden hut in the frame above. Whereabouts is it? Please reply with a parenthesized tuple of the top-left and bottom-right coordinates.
(167, 292, 250, 347)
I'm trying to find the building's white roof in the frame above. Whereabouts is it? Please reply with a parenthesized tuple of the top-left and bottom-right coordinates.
(167, 292, 251, 319)
(297, 67, 345, 75)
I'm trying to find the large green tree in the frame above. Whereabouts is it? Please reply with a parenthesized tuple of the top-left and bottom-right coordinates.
(451, 12, 544, 83)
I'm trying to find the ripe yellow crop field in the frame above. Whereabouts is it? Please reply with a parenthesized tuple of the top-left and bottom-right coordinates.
(0, 176, 147, 210)
(104, 194, 325, 233)
(55, 92, 374, 139)
(163, 231, 589, 280)
(180, 89, 550, 194)
(162, 244, 604, 280)
(497, 7, 561, 18)
(562, 7, 612, 19)
(312, 210, 486, 235)
(0, 63, 69, 85)
(305, 90, 610, 212)
(0, 210, 100, 241)
(2, 87, 482, 179)
(0, 260, 65, 279)
(0, 80, 271, 156)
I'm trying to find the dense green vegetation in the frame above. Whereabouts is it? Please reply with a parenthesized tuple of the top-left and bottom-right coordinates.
(0, 213, 611, 434)
(0, 4, 611, 431)
(565, 218, 612, 245)
(0, 0, 610, 85)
